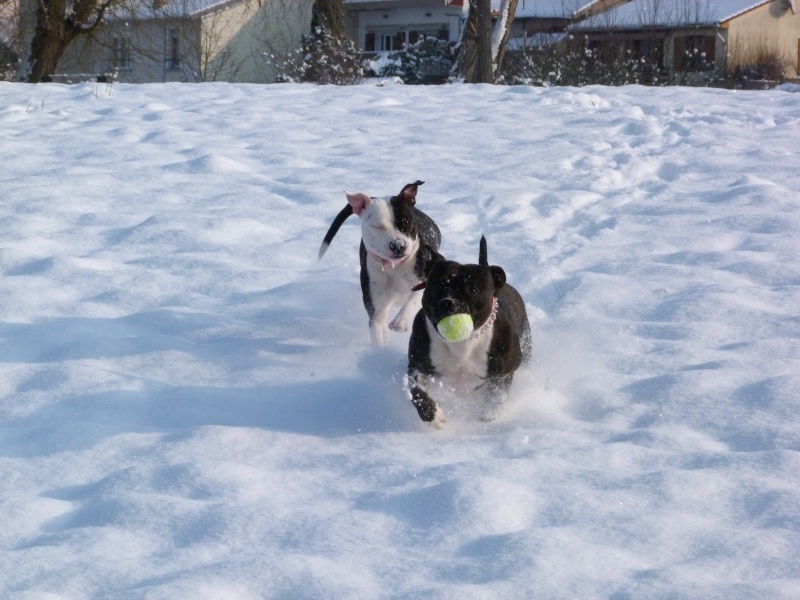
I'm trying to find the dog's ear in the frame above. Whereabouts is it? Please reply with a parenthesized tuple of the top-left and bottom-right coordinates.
(490, 265, 506, 291)
(478, 235, 488, 267)
(421, 244, 444, 273)
(344, 191, 372, 216)
(399, 180, 424, 206)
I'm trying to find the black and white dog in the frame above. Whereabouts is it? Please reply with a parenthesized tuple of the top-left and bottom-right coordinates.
(407, 236, 531, 428)
(319, 180, 441, 346)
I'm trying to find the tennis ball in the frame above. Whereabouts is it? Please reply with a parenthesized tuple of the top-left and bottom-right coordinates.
(436, 313, 474, 343)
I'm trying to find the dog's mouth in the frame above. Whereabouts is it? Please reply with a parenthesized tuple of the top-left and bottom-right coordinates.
(367, 249, 409, 270)
(430, 297, 498, 343)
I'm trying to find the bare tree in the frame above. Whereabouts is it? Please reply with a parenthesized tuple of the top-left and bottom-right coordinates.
(311, 0, 344, 37)
(22, 0, 124, 82)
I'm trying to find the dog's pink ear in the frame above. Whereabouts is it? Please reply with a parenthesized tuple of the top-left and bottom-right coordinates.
(345, 191, 372, 216)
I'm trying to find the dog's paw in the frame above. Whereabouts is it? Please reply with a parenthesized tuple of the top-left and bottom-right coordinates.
(480, 400, 503, 422)
(411, 387, 444, 428)
(429, 406, 447, 430)
(388, 317, 409, 332)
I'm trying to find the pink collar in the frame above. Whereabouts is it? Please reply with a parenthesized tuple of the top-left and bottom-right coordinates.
(469, 297, 498, 341)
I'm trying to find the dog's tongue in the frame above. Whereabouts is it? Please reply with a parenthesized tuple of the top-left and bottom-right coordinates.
(367, 249, 401, 270)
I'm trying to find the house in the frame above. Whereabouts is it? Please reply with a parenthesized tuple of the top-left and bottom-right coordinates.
(343, 0, 595, 53)
(343, 0, 468, 54)
(21, 0, 313, 83)
(512, 0, 581, 38)
(571, 0, 800, 82)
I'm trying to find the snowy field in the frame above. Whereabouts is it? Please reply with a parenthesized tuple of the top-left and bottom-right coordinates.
(0, 80, 799, 599)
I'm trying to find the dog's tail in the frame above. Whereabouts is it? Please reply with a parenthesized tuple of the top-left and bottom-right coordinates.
(318, 204, 355, 260)
(479, 235, 488, 267)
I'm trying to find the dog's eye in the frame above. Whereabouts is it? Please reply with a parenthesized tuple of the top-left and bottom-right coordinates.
(467, 285, 479, 296)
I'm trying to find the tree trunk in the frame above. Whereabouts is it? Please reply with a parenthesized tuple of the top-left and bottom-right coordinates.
(25, 0, 114, 82)
(474, 0, 492, 83)
(450, 0, 517, 84)
(26, 0, 72, 82)
(492, 0, 518, 79)
(450, 4, 477, 83)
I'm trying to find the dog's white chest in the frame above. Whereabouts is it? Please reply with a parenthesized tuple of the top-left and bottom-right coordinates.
(426, 319, 493, 386)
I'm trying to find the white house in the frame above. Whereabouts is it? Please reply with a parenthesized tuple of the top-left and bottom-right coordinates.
(343, 0, 468, 53)
(343, 0, 597, 52)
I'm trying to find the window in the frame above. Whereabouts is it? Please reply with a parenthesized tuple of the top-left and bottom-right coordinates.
(409, 28, 448, 45)
(380, 32, 406, 51)
(673, 35, 715, 72)
(111, 36, 131, 70)
(365, 32, 376, 52)
(168, 29, 181, 69)
(364, 23, 449, 52)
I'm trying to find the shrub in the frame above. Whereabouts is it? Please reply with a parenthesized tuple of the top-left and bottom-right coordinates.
(727, 36, 791, 82)
(372, 37, 454, 84)
(1, 45, 18, 82)
(498, 34, 665, 87)
(272, 25, 365, 85)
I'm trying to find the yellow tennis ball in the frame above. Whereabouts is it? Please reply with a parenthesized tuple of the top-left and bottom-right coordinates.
(436, 313, 474, 343)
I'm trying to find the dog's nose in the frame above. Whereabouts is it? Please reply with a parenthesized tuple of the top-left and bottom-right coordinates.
(389, 239, 406, 256)
(438, 298, 456, 313)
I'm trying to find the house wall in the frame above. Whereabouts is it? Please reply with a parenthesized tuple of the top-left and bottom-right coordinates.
(199, 0, 262, 82)
(213, 0, 314, 82)
(724, 0, 800, 78)
(54, 18, 204, 83)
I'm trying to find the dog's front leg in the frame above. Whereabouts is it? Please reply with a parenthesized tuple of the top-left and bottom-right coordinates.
(480, 375, 513, 422)
(368, 300, 393, 346)
(407, 372, 446, 429)
(389, 289, 422, 333)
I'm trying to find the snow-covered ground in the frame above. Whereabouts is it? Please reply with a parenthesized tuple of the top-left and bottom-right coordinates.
(1, 80, 798, 599)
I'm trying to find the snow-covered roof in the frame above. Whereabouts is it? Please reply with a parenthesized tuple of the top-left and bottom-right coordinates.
(343, 0, 585, 16)
(575, 0, 773, 30)
(514, 0, 585, 19)
(343, 0, 456, 7)
(109, 0, 242, 21)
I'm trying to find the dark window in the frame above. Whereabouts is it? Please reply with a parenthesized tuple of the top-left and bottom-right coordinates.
(112, 37, 131, 70)
(674, 35, 715, 71)
(169, 29, 181, 69)
(365, 32, 376, 52)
